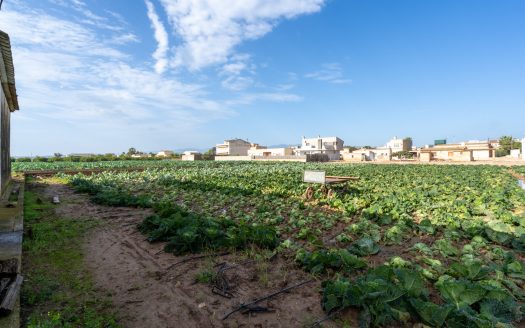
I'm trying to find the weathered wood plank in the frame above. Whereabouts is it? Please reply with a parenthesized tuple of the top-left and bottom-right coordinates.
(0, 274, 22, 315)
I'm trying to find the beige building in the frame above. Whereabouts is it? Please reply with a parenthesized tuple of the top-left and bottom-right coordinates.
(247, 144, 293, 157)
(489, 139, 500, 149)
(156, 150, 174, 157)
(215, 138, 251, 156)
(295, 136, 344, 160)
(419, 141, 495, 162)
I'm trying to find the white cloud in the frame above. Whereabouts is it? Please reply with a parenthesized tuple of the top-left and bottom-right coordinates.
(219, 54, 255, 91)
(0, 5, 228, 127)
(158, 0, 326, 71)
(305, 63, 352, 84)
(50, 0, 126, 31)
(111, 33, 140, 45)
(145, 0, 169, 74)
(1, 9, 126, 59)
(226, 92, 302, 106)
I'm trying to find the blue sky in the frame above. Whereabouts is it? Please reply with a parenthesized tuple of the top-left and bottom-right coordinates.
(1, 0, 524, 155)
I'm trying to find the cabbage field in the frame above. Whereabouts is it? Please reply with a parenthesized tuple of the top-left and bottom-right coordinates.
(12, 159, 183, 171)
(37, 161, 525, 327)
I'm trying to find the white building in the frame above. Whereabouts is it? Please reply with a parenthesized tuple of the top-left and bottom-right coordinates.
(181, 150, 202, 161)
(342, 148, 392, 161)
(294, 136, 344, 160)
(215, 139, 251, 156)
(131, 153, 152, 158)
(156, 150, 174, 157)
(385, 137, 413, 153)
(510, 149, 520, 159)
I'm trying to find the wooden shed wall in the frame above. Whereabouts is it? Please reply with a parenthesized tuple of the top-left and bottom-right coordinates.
(0, 87, 10, 196)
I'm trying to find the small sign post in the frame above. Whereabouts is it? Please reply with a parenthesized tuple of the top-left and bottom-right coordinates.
(303, 170, 326, 184)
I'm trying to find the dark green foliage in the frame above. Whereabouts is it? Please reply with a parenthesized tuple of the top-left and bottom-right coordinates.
(479, 299, 521, 324)
(417, 219, 436, 235)
(138, 204, 279, 255)
(91, 188, 152, 207)
(70, 175, 152, 207)
(447, 261, 490, 280)
(321, 266, 428, 327)
(348, 238, 380, 256)
(320, 264, 524, 327)
(511, 234, 525, 253)
(295, 248, 367, 274)
(436, 278, 486, 309)
(409, 299, 452, 327)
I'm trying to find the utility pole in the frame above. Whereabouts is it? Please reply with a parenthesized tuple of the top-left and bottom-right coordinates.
(0, 0, 4, 11)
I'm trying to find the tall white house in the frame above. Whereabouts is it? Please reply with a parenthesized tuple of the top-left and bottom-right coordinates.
(294, 136, 344, 160)
(215, 138, 251, 156)
(385, 137, 412, 153)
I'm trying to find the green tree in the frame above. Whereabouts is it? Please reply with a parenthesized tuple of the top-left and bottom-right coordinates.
(499, 136, 522, 155)
(127, 147, 137, 156)
(392, 151, 414, 159)
(404, 137, 413, 150)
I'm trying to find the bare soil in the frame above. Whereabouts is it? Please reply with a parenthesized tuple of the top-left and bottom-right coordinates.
(40, 181, 337, 328)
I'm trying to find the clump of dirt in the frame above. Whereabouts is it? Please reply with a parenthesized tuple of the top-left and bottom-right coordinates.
(46, 182, 335, 328)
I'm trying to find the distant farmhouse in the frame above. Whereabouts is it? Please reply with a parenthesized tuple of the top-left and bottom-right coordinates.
(156, 150, 174, 158)
(294, 136, 344, 160)
(419, 140, 496, 162)
(215, 138, 251, 156)
(0, 30, 19, 194)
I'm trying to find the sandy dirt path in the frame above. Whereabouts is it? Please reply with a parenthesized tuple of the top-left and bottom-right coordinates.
(40, 181, 333, 328)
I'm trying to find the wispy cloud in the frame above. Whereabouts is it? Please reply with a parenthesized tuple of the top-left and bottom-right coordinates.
(158, 0, 326, 71)
(111, 33, 140, 45)
(51, 0, 126, 32)
(226, 92, 302, 106)
(0, 5, 228, 128)
(219, 54, 255, 91)
(305, 63, 351, 84)
(145, 0, 169, 74)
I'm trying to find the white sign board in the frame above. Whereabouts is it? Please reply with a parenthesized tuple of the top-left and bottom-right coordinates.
(303, 170, 326, 183)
